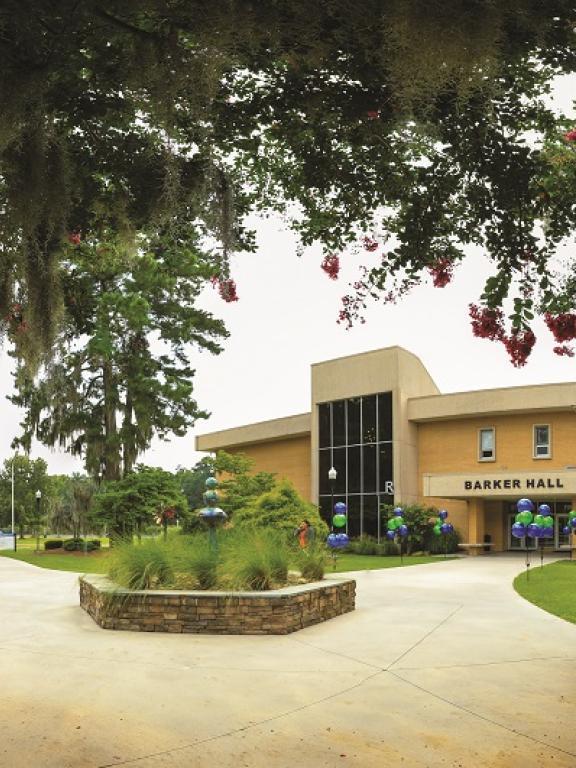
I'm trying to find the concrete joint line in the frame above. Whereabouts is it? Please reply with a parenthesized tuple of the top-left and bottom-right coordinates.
(386, 603, 464, 671)
(388, 669, 576, 761)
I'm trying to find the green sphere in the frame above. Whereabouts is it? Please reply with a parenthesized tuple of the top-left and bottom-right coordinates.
(433, 523, 442, 536)
(205, 476, 218, 489)
(388, 517, 400, 531)
(541, 516, 554, 529)
(333, 513, 347, 528)
(517, 510, 533, 525)
(569, 510, 576, 520)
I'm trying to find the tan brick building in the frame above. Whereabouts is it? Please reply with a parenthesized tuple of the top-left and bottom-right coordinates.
(196, 347, 576, 553)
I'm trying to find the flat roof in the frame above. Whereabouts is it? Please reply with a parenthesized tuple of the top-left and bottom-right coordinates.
(408, 382, 576, 422)
(195, 412, 311, 452)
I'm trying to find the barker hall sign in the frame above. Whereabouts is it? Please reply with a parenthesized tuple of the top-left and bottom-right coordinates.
(423, 471, 576, 499)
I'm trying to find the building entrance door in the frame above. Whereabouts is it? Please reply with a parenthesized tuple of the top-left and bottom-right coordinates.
(507, 501, 572, 551)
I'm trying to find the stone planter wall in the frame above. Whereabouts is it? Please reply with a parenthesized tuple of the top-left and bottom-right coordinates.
(80, 575, 356, 635)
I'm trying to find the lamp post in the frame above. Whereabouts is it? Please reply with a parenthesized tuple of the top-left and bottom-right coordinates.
(328, 466, 337, 532)
(34, 490, 42, 553)
(10, 452, 17, 551)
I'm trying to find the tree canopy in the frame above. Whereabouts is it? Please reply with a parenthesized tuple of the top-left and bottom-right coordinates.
(0, 2, 576, 367)
(9, 233, 226, 479)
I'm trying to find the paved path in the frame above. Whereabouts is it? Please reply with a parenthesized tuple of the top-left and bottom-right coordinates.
(0, 555, 574, 768)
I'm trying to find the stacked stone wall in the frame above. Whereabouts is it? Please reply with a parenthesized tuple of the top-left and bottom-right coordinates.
(80, 576, 355, 635)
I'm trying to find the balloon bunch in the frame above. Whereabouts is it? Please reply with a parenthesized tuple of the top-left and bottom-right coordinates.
(432, 509, 453, 536)
(327, 501, 350, 549)
(386, 507, 409, 540)
(511, 499, 553, 540)
(562, 510, 576, 537)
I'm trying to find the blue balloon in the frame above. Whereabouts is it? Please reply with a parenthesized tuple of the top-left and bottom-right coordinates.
(327, 533, 348, 549)
(393, 506, 404, 517)
(537, 504, 551, 516)
(526, 522, 540, 538)
(398, 524, 408, 537)
(511, 522, 526, 538)
(563, 525, 570, 535)
(438, 509, 448, 520)
(440, 522, 453, 534)
(517, 498, 535, 513)
(571, 517, 576, 529)
(334, 501, 347, 515)
(386, 530, 396, 540)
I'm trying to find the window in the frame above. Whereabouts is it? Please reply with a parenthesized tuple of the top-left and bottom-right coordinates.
(479, 428, 495, 461)
(534, 425, 551, 458)
(317, 391, 394, 540)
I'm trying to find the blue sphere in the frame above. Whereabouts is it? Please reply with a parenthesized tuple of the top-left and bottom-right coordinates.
(563, 525, 570, 535)
(517, 498, 535, 513)
(440, 522, 452, 535)
(542, 527, 554, 538)
(571, 517, 576, 529)
(393, 507, 404, 517)
(386, 530, 396, 540)
(511, 522, 526, 538)
(336, 533, 350, 547)
(526, 523, 540, 538)
(438, 509, 448, 520)
(398, 524, 408, 537)
(334, 501, 347, 515)
(537, 504, 551, 516)
(327, 532, 349, 549)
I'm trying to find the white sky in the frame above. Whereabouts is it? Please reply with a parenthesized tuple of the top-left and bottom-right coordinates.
(0, 76, 574, 476)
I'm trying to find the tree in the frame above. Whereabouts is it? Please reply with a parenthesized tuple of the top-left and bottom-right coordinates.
(0, 455, 52, 537)
(233, 480, 329, 539)
(0, 3, 576, 366)
(92, 466, 187, 540)
(9, 235, 227, 480)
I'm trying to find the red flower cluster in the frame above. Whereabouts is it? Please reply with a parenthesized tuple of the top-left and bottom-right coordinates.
(68, 232, 81, 245)
(428, 258, 453, 288)
(564, 129, 576, 142)
(553, 345, 575, 357)
(362, 236, 378, 252)
(469, 304, 505, 341)
(321, 254, 340, 280)
(217, 278, 239, 302)
(503, 329, 536, 368)
(544, 312, 576, 342)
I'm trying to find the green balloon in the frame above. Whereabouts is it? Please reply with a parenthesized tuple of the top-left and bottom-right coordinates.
(534, 514, 547, 526)
(541, 516, 554, 529)
(388, 518, 399, 531)
(516, 510, 532, 525)
(433, 523, 442, 536)
(569, 510, 576, 520)
(333, 513, 347, 528)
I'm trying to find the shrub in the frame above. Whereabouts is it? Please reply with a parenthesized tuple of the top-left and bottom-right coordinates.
(44, 540, 63, 550)
(381, 503, 441, 554)
(424, 527, 461, 554)
(168, 535, 219, 589)
(108, 540, 173, 589)
(62, 538, 100, 552)
(224, 530, 290, 590)
(296, 543, 327, 581)
(233, 480, 329, 540)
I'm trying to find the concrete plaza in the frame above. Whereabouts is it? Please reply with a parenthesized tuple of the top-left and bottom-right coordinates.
(0, 554, 574, 768)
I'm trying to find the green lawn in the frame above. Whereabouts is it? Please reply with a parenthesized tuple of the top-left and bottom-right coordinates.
(330, 553, 456, 572)
(0, 536, 111, 573)
(0, 543, 454, 577)
(513, 560, 576, 624)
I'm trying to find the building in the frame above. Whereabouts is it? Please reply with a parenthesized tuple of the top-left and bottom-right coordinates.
(196, 346, 576, 553)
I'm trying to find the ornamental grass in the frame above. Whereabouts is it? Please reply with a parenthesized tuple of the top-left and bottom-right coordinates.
(107, 529, 309, 591)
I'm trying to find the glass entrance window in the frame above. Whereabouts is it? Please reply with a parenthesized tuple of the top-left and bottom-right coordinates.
(317, 391, 393, 540)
